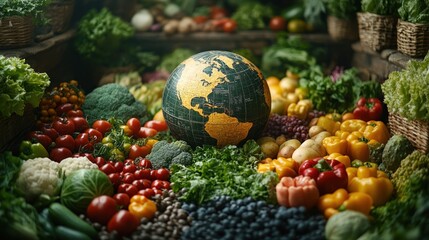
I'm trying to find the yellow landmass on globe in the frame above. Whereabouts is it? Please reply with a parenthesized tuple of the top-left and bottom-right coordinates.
(205, 112, 253, 147)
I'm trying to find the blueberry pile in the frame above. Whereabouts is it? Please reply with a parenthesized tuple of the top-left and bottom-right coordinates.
(181, 196, 325, 240)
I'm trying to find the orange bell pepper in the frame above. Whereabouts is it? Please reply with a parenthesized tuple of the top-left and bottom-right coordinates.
(128, 194, 157, 220)
(346, 131, 379, 162)
(318, 188, 373, 219)
(276, 175, 320, 209)
(346, 166, 393, 206)
(322, 136, 348, 155)
(326, 153, 351, 168)
(360, 120, 390, 144)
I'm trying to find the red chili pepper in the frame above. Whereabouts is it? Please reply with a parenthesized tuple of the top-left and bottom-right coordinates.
(298, 158, 348, 195)
(353, 97, 383, 121)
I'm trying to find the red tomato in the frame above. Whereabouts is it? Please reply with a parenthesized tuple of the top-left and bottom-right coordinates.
(151, 180, 171, 190)
(149, 169, 157, 181)
(132, 179, 151, 190)
(87, 195, 118, 225)
(101, 163, 117, 175)
(134, 168, 151, 180)
(52, 117, 75, 135)
(107, 210, 139, 236)
(108, 173, 121, 188)
(122, 164, 137, 174)
(50, 147, 73, 162)
(55, 103, 74, 116)
(117, 183, 138, 197)
(92, 120, 112, 135)
(27, 131, 52, 149)
(223, 19, 237, 33)
(136, 157, 152, 169)
(66, 109, 84, 118)
(128, 145, 151, 160)
(39, 124, 59, 142)
(124, 159, 134, 166)
(143, 120, 168, 132)
(122, 172, 135, 184)
(113, 193, 130, 208)
(152, 187, 163, 195)
(94, 156, 106, 168)
(137, 127, 158, 138)
(70, 117, 89, 133)
(73, 152, 95, 162)
(55, 135, 75, 151)
(269, 16, 287, 31)
(154, 168, 170, 181)
(210, 6, 228, 19)
(74, 132, 93, 151)
(85, 128, 103, 143)
(113, 161, 124, 172)
(126, 118, 141, 135)
(138, 188, 155, 198)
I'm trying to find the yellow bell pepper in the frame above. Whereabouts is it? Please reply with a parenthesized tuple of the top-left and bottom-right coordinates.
(346, 166, 393, 206)
(360, 121, 390, 144)
(317, 188, 373, 219)
(128, 195, 157, 220)
(326, 153, 351, 168)
(322, 136, 348, 155)
(335, 130, 350, 140)
(340, 119, 367, 133)
(257, 157, 298, 179)
(287, 99, 312, 120)
(294, 87, 308, 100)
(317, 116, 341, 135)
(325, 113, 342, 122)
(346, 131, 379, 162)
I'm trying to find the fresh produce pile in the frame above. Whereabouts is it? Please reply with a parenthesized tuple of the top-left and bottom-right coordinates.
(2, 45, 429, 240)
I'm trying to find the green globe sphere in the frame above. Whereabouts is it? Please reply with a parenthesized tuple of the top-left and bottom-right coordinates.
(162, 50, 271, 147)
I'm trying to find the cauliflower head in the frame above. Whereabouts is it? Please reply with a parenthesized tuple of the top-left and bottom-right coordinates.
(58, 157, 98, 177)
(16, 158, 63, 202)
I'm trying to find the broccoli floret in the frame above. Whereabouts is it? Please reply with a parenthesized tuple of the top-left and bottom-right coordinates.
(82, 83, 150, 125)
(171, 152, 193, 167)
(146, 140, 192, 169)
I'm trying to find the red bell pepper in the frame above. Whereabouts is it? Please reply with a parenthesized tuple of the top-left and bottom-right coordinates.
(352, 97, 383, 121)
(298, 158, 348, 195)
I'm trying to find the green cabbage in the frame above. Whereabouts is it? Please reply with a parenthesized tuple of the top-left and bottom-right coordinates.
(60, 169, 113, 214)
(325, 210, 370, 240)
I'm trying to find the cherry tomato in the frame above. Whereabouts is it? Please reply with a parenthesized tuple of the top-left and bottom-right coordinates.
(132, 179, 151, 190)
(138, 188, 155, 198)
(113, 161, 124, 172)
(94, 156, 106, 168)
(128, 145, 150, 160)
(101, 163, 116, 175)
(52, 117, 75, 135)
(122, 172, 136, 184)
(49, 147, 73, 162)
(120, 125, 134, 137)
(73, 152, 95, 162)
(74, 132, 93, 151)
(151, 180, 170, 190)
(136, 157, 152, 169)
(154, 168, 170, 181)
(107, 210, 139, 236)
(123, 164, 137, 174)
(87, 195, 118, 225)
(55, 135, 75, 151)
(126, 118, 141, 135)
(124, 159, 134, 166)
(108, 173, 121, 188)
(92, 120, 112, 135)
(269, 16, 287, 31)
(223, 19, 237, 33)
(56, 103, 74, 116)
(137, 127, 158, 138)
(152, 187, 163, 196)
(113, 193, 130, 208)
(70, 117, 89, 132)
(27, 131, 52, 149)
(149, 169, 157, 181)
(143, 120, 168, 132)
(85, 128, 103, 143)
(117, 183, 139, 197)
(66, 109, 84, 118)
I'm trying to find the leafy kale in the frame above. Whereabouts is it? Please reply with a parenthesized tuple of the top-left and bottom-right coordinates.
(398, 0, 429, 24)
(170, 140, 278, 205)
(361, 0, 400, 16)
(326, 0, 360, 20)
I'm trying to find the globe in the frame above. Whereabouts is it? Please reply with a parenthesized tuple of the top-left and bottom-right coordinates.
(162, 50, 271, 147)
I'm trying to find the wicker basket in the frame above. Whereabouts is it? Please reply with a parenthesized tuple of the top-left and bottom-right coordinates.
(397, 19, 429, 58)
(357, 12, 397, 51)
(388, 113, 429, 153)
(45, 0, 75, 33)
(0, 16, 34, 49)
(327, 15, 359, 41)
